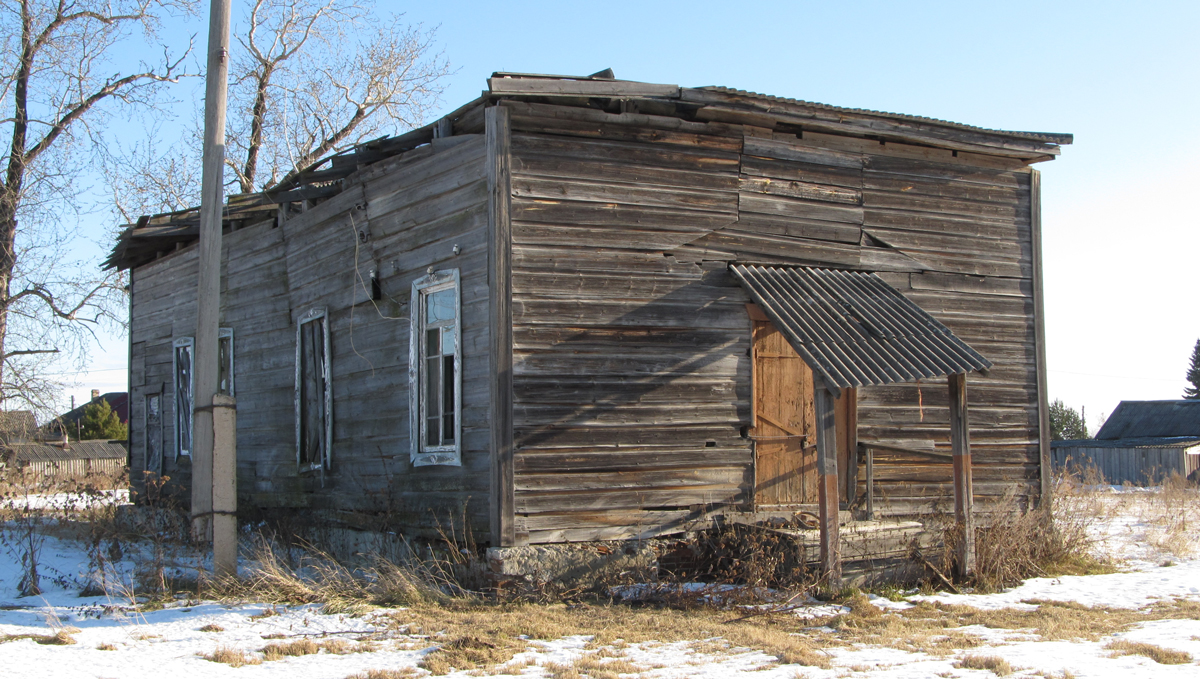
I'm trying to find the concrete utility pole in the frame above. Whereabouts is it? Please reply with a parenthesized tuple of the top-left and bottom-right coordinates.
(193, 0, 237, 578)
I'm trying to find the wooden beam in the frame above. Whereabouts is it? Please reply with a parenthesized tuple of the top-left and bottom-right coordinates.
(864, 445, 874, 520)
(948, 372, 976, 577)
(487, 105, 516, 547)
(814, 386, 841, 587)
(489, 77, 680, 98)
(1030, 169, 1052, 507)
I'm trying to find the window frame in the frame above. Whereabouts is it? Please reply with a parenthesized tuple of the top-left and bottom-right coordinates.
(409, 269, 462, 467)
(172, 337, 194, 458)
(218, 327, 235, 397)
(295, 307, 332, 472)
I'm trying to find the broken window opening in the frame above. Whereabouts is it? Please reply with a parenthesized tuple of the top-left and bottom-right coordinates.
(218, 327, 235, 396)
(410, 269, 461, 467)
(173, 337, 194, 458)
(296, 309, 331, 471)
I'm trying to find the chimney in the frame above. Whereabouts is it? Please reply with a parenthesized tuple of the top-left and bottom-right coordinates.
(62, 432, 69, 451)
(91, 389, 100, 401)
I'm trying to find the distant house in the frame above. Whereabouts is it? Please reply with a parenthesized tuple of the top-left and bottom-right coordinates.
(1052, 400, 1200, 484)
(0, 439, 129, 480)
(46, 389, 130, 440)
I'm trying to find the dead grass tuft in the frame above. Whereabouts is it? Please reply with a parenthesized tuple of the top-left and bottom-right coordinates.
(345, 670, 422, 679)
(261, 638, 320, 660)
(0, 630, 79, 646)
(97, 642, 118, 651)
(1105, 639, 1193, 664)
(202, 645, 262, 666)
(419, 634, 517, 675)
(971, 486, 1111, 591)
(259, 638, 369, 661)
(199, 623, 224, 632)
(954, 654, 1014, 675)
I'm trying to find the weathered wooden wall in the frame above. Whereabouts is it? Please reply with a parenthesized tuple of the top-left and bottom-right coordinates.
(129, 124, 495, 537)
(506, 101, 751, 544)
(504, 100, 1044, 542)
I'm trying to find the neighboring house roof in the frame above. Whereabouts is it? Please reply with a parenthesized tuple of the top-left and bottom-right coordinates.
(0, 410, 37, 442)
(56, 392, 130, 427)
(1094, 400, 1200, 440)
(1052, 437, 1200, 450)
(3, 440, 128, 464)
(731, 265, 991, 390)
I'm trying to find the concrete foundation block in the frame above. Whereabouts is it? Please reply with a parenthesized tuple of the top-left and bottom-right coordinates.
(487, 541, 657, 586)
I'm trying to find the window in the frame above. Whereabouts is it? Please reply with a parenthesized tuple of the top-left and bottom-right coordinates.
(218, 327, 234, 396)
(145, 393, 162, 475)
(410, 269, 461, 466)
(296, 308, 331, 470)
(173, 337, 194, 457)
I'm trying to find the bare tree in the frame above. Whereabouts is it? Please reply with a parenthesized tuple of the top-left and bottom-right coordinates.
(226, 0, 448, 193)
(0, 0, 195, 413)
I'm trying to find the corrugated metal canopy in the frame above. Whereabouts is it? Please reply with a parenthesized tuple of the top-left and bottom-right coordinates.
(731, 265, 992, 390)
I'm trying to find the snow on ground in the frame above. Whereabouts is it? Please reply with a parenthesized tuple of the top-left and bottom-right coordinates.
(1, 485, 1198, 678)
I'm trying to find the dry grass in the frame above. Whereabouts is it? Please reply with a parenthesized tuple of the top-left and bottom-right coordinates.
(419, 634, 520, 675)
(202, 645, 263, 667)
(345, 670, 422, 679)
(970, 485, 1113, 591)
(259, 638, 373, 661)
(205, 537, 454, 613)
(816, 594, 1200, 658)
(1137, 474, 1200, 559)
(96, 642, 118, 651)
(199, 623, 224, 632)
(954, 654, 1014, 675)
(0, 630, 77, 645)
(1105, 639, 1193, 664)
(388, 600, 830, 674)
(261, 638, 321, 660)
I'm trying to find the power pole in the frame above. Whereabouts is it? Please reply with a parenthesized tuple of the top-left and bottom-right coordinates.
(194, 0, 237, 578)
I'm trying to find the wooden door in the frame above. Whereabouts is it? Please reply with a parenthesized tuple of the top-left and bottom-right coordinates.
(752, 319, 818, 506)
(751, 312, 858, 508)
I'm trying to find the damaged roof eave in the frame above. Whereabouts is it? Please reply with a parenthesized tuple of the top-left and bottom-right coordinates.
(487, 73, 1071, 162)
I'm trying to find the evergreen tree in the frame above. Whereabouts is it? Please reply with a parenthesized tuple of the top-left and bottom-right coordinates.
(1049, 399, 1089, 440)
(78, 399, 128, 440)
(1185, 339, 1200, 400)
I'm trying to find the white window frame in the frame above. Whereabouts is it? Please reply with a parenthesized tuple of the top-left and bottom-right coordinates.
(218, 327, 235, 396)
(410, 269, 462, 467)
(295, 308, 332, 471)
(172, 337, 194, 458)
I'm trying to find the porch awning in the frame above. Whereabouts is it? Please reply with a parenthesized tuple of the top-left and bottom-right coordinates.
(730, 264, 992, 390)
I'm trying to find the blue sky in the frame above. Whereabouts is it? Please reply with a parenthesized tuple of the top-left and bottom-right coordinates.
(72, 0, 1200, 431)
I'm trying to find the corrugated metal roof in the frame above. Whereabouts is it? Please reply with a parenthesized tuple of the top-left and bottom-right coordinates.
(701, 86, 1074, 145)
(1095, 400, 1200, 440)
(1053, 436, 1200, 450)
(4, 440, 128, 463)
(731, 265, 992, 390)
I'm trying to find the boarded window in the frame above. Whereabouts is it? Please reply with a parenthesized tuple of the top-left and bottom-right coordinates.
(145, 393, 162, 475)
(409, 269, 461, 466)
(218, 327, 234, 396)
(296, 309, 331, 470)
(173, 337, 194, 457)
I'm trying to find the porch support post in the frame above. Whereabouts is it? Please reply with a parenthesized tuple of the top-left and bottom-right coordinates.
(948, 372, 975, 577)
(814, 386, 841, 587)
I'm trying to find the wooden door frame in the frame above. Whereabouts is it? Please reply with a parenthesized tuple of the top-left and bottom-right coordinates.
(747, 303, 859, 510)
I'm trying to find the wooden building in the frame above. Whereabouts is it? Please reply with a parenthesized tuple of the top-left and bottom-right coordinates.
(108, 71, 1069, 578)
(1, 439, 128, 480)
(1053, 400, 1200, 485)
